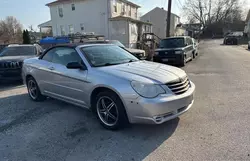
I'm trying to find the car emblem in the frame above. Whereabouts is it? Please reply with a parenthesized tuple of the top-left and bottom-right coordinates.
(165, 52, 168, 54)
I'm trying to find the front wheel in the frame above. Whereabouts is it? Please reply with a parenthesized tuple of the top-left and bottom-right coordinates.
(95, 91, 129, 130)
(180, 56, 186, 67)
(193, 52, 196, 59)
(27, 77, 46, 101)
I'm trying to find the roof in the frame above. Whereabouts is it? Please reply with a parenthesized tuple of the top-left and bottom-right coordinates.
(38, 20, 52, 28)
(141, 7, 180, 18)
(110, 16, 152, 25)
(46, 0, 70, 6)
(119, 0, 140, 8)
(8, 44, 35, 47)
(161, 36, 191, 40)
(46, 0, 140, 8)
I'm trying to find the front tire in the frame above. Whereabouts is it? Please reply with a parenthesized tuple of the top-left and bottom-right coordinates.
(27, 77, 46, 101)
(180, 55, 186, 67)
(95, 91, 129, 130)
(192, 51, 196, 59)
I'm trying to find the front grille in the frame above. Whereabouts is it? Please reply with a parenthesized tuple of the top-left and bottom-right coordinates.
(0, 61, 23, 69)
(166, 76, 190, 95)
(159, 50, 175, 56)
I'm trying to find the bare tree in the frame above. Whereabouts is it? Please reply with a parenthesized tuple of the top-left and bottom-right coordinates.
(183, 0, 243, 27)
(0, 16, 23, 44)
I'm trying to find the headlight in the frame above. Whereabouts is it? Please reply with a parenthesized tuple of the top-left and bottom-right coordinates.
(155, 51, 159, 55)
(175, 51, 183, 54)
(131, 81, 166, 98)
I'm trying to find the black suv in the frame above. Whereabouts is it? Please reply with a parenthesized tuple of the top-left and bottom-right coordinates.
(153, 36, 194, 66)
(0, 45, 42, 81)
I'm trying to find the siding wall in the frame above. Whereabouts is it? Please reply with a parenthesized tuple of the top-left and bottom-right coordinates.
(141, 7, 180, 39)
(110, 0, 138, 19)
(49, 0, 109, 37)
(109, 20, 129, 47)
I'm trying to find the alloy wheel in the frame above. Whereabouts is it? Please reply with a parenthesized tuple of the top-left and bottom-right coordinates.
(96, 96, 119, 127)
(28, 80, 38, 100)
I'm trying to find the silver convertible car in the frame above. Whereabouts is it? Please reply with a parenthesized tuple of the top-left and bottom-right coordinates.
(22, 44, 195, 130)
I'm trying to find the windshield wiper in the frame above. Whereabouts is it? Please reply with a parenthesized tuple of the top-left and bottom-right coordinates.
(103, 63, 121, 66)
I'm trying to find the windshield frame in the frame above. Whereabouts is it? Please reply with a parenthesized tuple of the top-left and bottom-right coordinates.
(80, 44, 139, 67)
(108, 40, 126, 48)
(0, 46, 36, 57)
(159, 38, 186, 48)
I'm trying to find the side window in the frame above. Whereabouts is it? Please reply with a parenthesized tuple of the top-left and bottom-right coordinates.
(52, 47, 82, 66)
(42, 48, 56, 62)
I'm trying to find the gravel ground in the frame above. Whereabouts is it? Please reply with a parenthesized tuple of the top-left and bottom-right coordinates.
(0, 39, 250, 161)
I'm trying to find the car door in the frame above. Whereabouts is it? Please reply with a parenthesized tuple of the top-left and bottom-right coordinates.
(34, 48, 57, 95)
(186, 38, 193, 58)
(47, 47, 89, 107)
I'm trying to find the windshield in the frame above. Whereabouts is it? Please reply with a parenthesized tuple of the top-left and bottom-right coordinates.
(0, 46, 36, 56)
(81, 45, 138, 67)
(160, 38, 185, 48)
(109, 40, 126, 48)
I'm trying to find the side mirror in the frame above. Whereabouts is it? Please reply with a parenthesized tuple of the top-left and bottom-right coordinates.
(66, 62, 86, 70)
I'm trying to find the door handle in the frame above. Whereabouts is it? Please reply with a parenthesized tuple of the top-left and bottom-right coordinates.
(48, 67, 55, 70)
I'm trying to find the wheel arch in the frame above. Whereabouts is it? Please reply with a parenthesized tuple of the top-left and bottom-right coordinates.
(25, 74, 34, 84)
(90, 86, 125, 108)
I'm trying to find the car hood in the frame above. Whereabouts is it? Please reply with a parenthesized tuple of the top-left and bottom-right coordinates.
(97, 61, 186, 84)
(0, 55, 35, 62)
(155, 47, 184, 51)
(126, 48, 145, 53)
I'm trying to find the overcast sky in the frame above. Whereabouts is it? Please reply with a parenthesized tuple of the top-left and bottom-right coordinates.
(0, 0, 248, 30)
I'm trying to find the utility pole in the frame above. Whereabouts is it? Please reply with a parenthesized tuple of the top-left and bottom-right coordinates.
(166, 0, 172, 37)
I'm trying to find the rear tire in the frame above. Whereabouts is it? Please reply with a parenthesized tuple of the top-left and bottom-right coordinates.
(27, 77, 46, 102)
(94, 91, 129, 130)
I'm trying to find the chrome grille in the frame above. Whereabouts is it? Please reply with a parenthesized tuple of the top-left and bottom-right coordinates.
(0, 61, 22, 69)
(166, 76, 190, 95)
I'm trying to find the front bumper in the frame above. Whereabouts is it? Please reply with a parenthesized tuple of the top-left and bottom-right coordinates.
(124, 82, 195, 124)
(0, 68, 22, 81)
(153, 54, 184, 65)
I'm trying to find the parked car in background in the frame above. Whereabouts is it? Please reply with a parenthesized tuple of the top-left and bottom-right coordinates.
(153, 36, 194, 66)
(0, 44, 41, 81)
(82, 40, 146, 59)
(107, 40, 146, 59)
(223, 32, 243, 45)
(22, 44, 195, 130)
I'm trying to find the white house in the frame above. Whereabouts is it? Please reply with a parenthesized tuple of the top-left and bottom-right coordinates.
(244, 9, 250, 37)
(140, 7, 180, 39)
(42, 0, 152, 48)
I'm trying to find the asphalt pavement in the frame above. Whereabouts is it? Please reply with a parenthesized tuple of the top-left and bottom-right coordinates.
(0, 39, 250, 161)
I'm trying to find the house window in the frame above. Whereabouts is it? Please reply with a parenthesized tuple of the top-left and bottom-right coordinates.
(72, 4, 75, 11)
(58, 5, 63, 17)
(121, 3, 125, 14)
(128, 6, 131, 16)
(113, 0, 117, 13)
(69, 25, 74, 34)
(135, 9, 137, 19)
(60, 25, 65, 35)
(80, 24, 84, 31)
